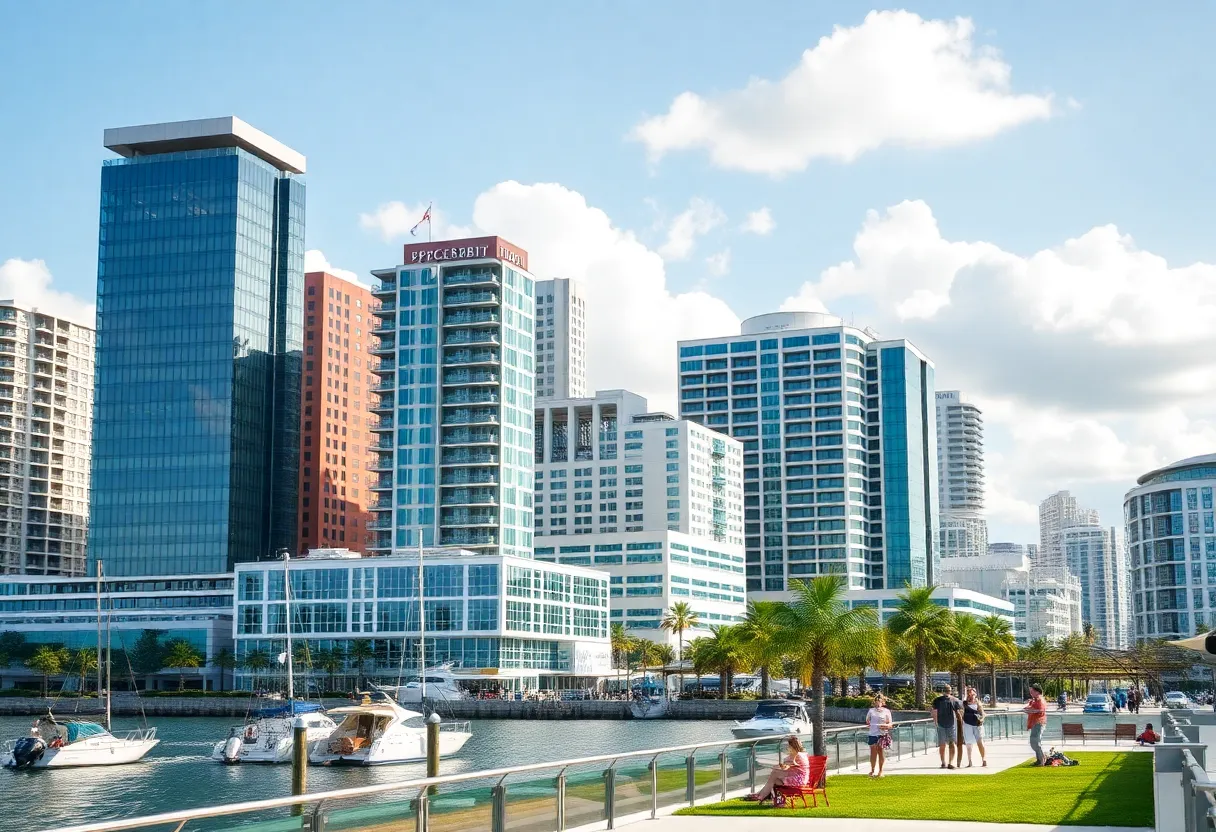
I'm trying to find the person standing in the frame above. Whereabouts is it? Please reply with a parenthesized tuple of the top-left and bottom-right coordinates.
(1024, 684, 1048, 766)
(929, 684, 963, 769)
(866, 693, 894, 778)
(962, 687, 987, 768)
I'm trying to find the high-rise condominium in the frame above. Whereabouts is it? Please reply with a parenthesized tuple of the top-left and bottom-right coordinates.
(678, 311, 938, 598)
(1038, 490, 1099, 567)
(297, 271, 379, 555)
(534, 278, 587, 401)
(0, 303, 94, 576)
(90, 117, 305, 577)
(368, 236, 535, 557)
(935, 391, 988, 559)
(1060, 524, 1130, 649)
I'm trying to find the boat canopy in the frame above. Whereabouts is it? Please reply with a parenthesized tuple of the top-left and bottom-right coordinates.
(252, 701, 325, 719)
(752, 701, 808, 720)
(65, 722, 108, 742)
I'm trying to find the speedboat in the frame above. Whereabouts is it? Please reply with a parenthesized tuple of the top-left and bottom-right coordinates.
(308, 692, 471, 766)
(393, 664, 468, 704)
(212, 701, 336, 764)
(2, 716, 159, 769)
(730, 699, 813, 739)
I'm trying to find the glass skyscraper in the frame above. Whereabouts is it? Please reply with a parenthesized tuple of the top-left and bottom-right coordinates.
(677, 311, 937, 598)
(89, 117, 305, 577)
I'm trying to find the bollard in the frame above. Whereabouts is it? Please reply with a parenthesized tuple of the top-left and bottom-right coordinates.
(291, 716, 308, 816)
(426, 713, 441, 796)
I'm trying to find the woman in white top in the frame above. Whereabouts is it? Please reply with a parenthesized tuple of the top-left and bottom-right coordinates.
(865, 693, 894, 777)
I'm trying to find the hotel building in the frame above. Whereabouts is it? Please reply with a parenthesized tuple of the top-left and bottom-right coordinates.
(534, 278, 587, 401)
(935, 390, 988, 559)
(1061, 524, 1131, 649)
(0, 302, 94, 577)
(678, 311, 937, 599)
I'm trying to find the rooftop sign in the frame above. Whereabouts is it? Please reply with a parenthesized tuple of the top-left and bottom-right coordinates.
(402, 236, 529, 272)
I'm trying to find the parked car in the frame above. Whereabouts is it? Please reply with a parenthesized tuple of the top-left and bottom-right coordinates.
(1082, 693, 1113, 714)
(1164, 691, 1192, 708)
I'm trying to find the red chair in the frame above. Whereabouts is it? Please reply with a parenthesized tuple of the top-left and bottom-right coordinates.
(774, 755, 829, 808)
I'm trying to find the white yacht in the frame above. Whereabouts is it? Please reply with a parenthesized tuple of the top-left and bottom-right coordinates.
(212, 702, 336, 764)
(308, 692, 471, 766)
(393, 664, 468, 704)
(730, 699, 813, 739)
(3, 716, 159, 769)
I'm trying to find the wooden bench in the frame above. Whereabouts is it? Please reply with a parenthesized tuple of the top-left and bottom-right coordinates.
(1061, 723, 1135, 744)
(773, 756, 829, 809)
(1061, 723, 1086, 744)
(1115, 723, 1137, 744)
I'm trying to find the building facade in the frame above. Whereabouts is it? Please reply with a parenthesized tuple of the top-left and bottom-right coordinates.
(232, 550, 610, 691)
(298, 271, 378, 555)
(89, 117, 305, 577)
(1125, 454, 1216, 642)
(845, 585, 1014, 629)
(1037, 490, 1099, 568)
(678, 311, 937, 598)
(1060, 524, 1130, 649)
(534, 278, 587, 401)
(1003, 565, 1083, 646)
(0, 303, 94, 576)
(367, 237, 535, 558)
(935, 391, 988, 560)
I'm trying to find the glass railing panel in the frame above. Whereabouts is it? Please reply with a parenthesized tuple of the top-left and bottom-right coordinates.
(692, 747, 723, 802)
(216, 814, 304, 832)
(562, 762, 609, 830)
(320, 791, 417, 831)
(503, 775, 557, 832)
(428, 785, 494, 832)
(611, 758, 656, 820)
(652, 750, 692, 813)
(722, 744, 753, 794)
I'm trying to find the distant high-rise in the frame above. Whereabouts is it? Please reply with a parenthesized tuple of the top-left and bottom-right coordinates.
(534, 278, 587, 400)
(1060, 524, 1129, 649)
(89, 117, 305, 577)
(1037, 490, 1098, 567)
(935, 391, 988, 559)
(297, 271, 378, 555)
(0, 303, 94, 576)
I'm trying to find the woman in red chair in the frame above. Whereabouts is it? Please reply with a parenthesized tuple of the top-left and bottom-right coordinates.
(744, 736, 809, 802)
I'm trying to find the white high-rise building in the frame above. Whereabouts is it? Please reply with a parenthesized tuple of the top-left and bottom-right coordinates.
(1003, 564, 1083, 646)
(1060, 524, 1130, 649)
(534, 278, 587, 401)
(0, 302, 94, 577)
(935, 391, 988, 559)
(1038, 490, 1099, 567)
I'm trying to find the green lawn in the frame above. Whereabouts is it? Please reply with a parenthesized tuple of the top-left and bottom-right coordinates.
(675, 752, 1153, 828)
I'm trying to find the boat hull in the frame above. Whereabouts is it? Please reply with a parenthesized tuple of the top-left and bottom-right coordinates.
(730, 721, 812, 740)
(309, 729, 471, 766)
(210, 720, 336, 764)
(2, 738, 159, 768)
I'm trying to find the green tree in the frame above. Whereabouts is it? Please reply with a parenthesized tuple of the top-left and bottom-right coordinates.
(242, 648, 272, 689)
(26, 645, 67, 697)
(210, 648, 237, 693)
(1082, 622, 1097, 646)
(164, 640, 203, 691)
(937, 613, 985, 693)
(0, 631, 26, 661)
(315, 646, 346, 693)
(978, 615, 1017, 704)
(740, 600, 785, 699)
(610, 623, 635, 689)
(73, 648, 98, 696)
(886, 585, 951, 708)
(130, 630, 167, 676)
(775, 576, 882, 756)
(840, 622, 890, 698)
(687, 637, 711, 695)
(698, 625, 750, 700)
(660, 601, 700, 695)
(347, 639, 374, 686)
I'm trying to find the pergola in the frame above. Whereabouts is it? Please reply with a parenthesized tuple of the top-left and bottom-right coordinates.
(990, 643, 1198, 700)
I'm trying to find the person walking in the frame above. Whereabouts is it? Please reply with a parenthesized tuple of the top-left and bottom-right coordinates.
(866, 693, 894, 778)
(1024, 684, 1048, 766)
(962, 686, 987, 767)
(1130, 688, 1141, 714)
(930, 684, 963, 769)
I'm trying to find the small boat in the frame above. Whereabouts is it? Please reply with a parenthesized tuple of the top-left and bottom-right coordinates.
(730, 699, 813, 739)
(212, 701, 336, 764)
(308, 692, 471, 766)
(393, 664, 468, 704)
(2, 716, 158, 769)
(630, 695, 669, 719)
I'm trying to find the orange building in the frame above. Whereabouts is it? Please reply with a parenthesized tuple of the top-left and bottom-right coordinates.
(298, 271, 380, 554)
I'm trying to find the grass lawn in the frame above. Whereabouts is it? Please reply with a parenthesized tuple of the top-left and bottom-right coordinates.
(675, 752, 1152, 828)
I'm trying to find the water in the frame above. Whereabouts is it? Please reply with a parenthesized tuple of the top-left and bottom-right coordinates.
(0, 714, 756, 830)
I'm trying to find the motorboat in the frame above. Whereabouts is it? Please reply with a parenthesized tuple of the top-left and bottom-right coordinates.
(630, 695, 669, 719)
(393, 664, 468, 704)
(212, 701, 336, 764)
(3, 716, 158, 769)
(730, 699, 813, 739)
(308, 692, 471, 766)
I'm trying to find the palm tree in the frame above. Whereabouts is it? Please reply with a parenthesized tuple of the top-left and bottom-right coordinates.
(699, 625, 750, 700)
(740, 600, 785, 699)
(315, 647, 346, 693)
(242, 648, 272, 690)
(775, 576, 882, 756)
(610, 623, 634, 691)
(687, 637, 710, 695)
(1082, 622, 1097, 646)
(660, 602, 700, 694)
(654, 643, 676, 693)
(840, 624, 890, 699)
(978, 615, 1017, 704)
(26, 645, 66, 697)
(937, 613, 985, 693)
(347, 639, 374, 686)
(886, 585, 951, 708)
(164, 640, 203, 691)
(210, 648, 237, 693)
(73, 648, 98, 697)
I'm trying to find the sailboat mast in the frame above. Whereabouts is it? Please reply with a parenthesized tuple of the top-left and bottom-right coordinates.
(95, 562, 103, 700)
(418, 538, 425, 703)
(284, 550, 294, 703)
(104, 563, 112, 732)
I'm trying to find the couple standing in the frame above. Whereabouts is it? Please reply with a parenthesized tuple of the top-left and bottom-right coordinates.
(929, 684, 987, 769)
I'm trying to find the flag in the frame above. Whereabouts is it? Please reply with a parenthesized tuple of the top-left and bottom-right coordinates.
(410, 203, 433, 237)
(277, 651, 288, 665)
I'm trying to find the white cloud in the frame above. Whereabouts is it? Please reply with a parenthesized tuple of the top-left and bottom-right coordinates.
(631, 10, 1053, 174)
(658, 198, 725, 260)
(304, 249, 367, 288)
(0, 258, 94, 327)
(358, 201, 474, 242)
(705, 249, 732, 277)
(741, 208, 775, 236)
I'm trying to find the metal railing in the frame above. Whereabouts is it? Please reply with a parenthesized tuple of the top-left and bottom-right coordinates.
(43, 714, 1029, 832)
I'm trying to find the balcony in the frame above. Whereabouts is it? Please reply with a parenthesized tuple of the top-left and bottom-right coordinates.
(441, 488, 499, 506)
(441, 472, 498, 486)
(443, 311, 500, 328)
(443, 370, 499, 386)
(372, 380, 396, 392)
(370, 418, 395, 432)
(373, 282, 397, 296)
(369, 457, 394, 472)
(371, 397, 394, 414)
(369, 477, 394, 491)
(444, 290, 499, 307)
(442, 408, 499, 426)
(440, 530, 498, 547)
(374, 300, 396, 314)
(443, 269, 500, 288)
(443, 429, 498, 446)
(441, 509, 498, 527)
(443, 349, 499, 367)
(442, 391, 499, 406)
(372, 319, 396, 335)
(365, 519, 394, 532)
(371, 340, 395, 356)
(443, 330, 500, 347)
(441, 450, 498, 467)
(373, 360, 396, 373)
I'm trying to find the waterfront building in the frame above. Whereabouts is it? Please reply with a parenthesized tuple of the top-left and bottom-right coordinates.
(843, 585, 1014, 628)
(0, 302, 94, 577)
(90, 117, 305, 577)
(1124, 454, 1216, 642)
(232, 550, 611, 691)
(1061, 524, 1131, 649)
(677, 311, 937, 598)
(298, 270, 378, 555)
(1003, 564, 1083, 646)
(1037, 490, 1099, 568)
(935, 391, 988, 559)
(936, 551, 1027, 599)
(367, 236, 535, 558)
(0, 572, 233, 691)
(534, 278, 587, 401)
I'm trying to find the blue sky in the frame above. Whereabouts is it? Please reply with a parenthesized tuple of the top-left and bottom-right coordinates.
(3, 2, 1215, 543)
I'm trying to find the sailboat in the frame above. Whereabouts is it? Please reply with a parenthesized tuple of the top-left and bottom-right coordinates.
(2, 563, 159, 769)
(212, 550, 336, 764)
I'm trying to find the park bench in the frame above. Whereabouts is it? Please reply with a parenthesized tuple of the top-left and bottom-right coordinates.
(1061, 723, 1134, 744)
(1115, 723, 1137, 743)
(773, 756, 829, 809)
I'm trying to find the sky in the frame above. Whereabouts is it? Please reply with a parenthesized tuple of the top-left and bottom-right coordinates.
(2, 1, 1215, 544)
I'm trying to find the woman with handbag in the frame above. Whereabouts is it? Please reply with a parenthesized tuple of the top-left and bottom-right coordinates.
(866, 693, 894, 778)
(963, 686, 987, 767)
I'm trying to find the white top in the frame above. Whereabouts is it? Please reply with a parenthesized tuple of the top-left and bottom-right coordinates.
(866, 707, 892, 736)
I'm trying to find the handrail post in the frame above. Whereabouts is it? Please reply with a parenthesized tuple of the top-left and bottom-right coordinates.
(834, 734, 840, 771)
(649, 757, 659, 818)
(853, 733, 859, 770)
(491, 781, 507, 832)
(896, 723, 903, 760)
(415, 790, 429, 832)
(719, 751, 728, 802)
(748, 744, 757, 792)
(686, 750, 697, 806)
(604, 766, 617, 829)
(306, 800, 325, 832)
(556, 772, 567, 832)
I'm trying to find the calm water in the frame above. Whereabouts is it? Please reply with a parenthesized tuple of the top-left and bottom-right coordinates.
(0, 715, 752, 830)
